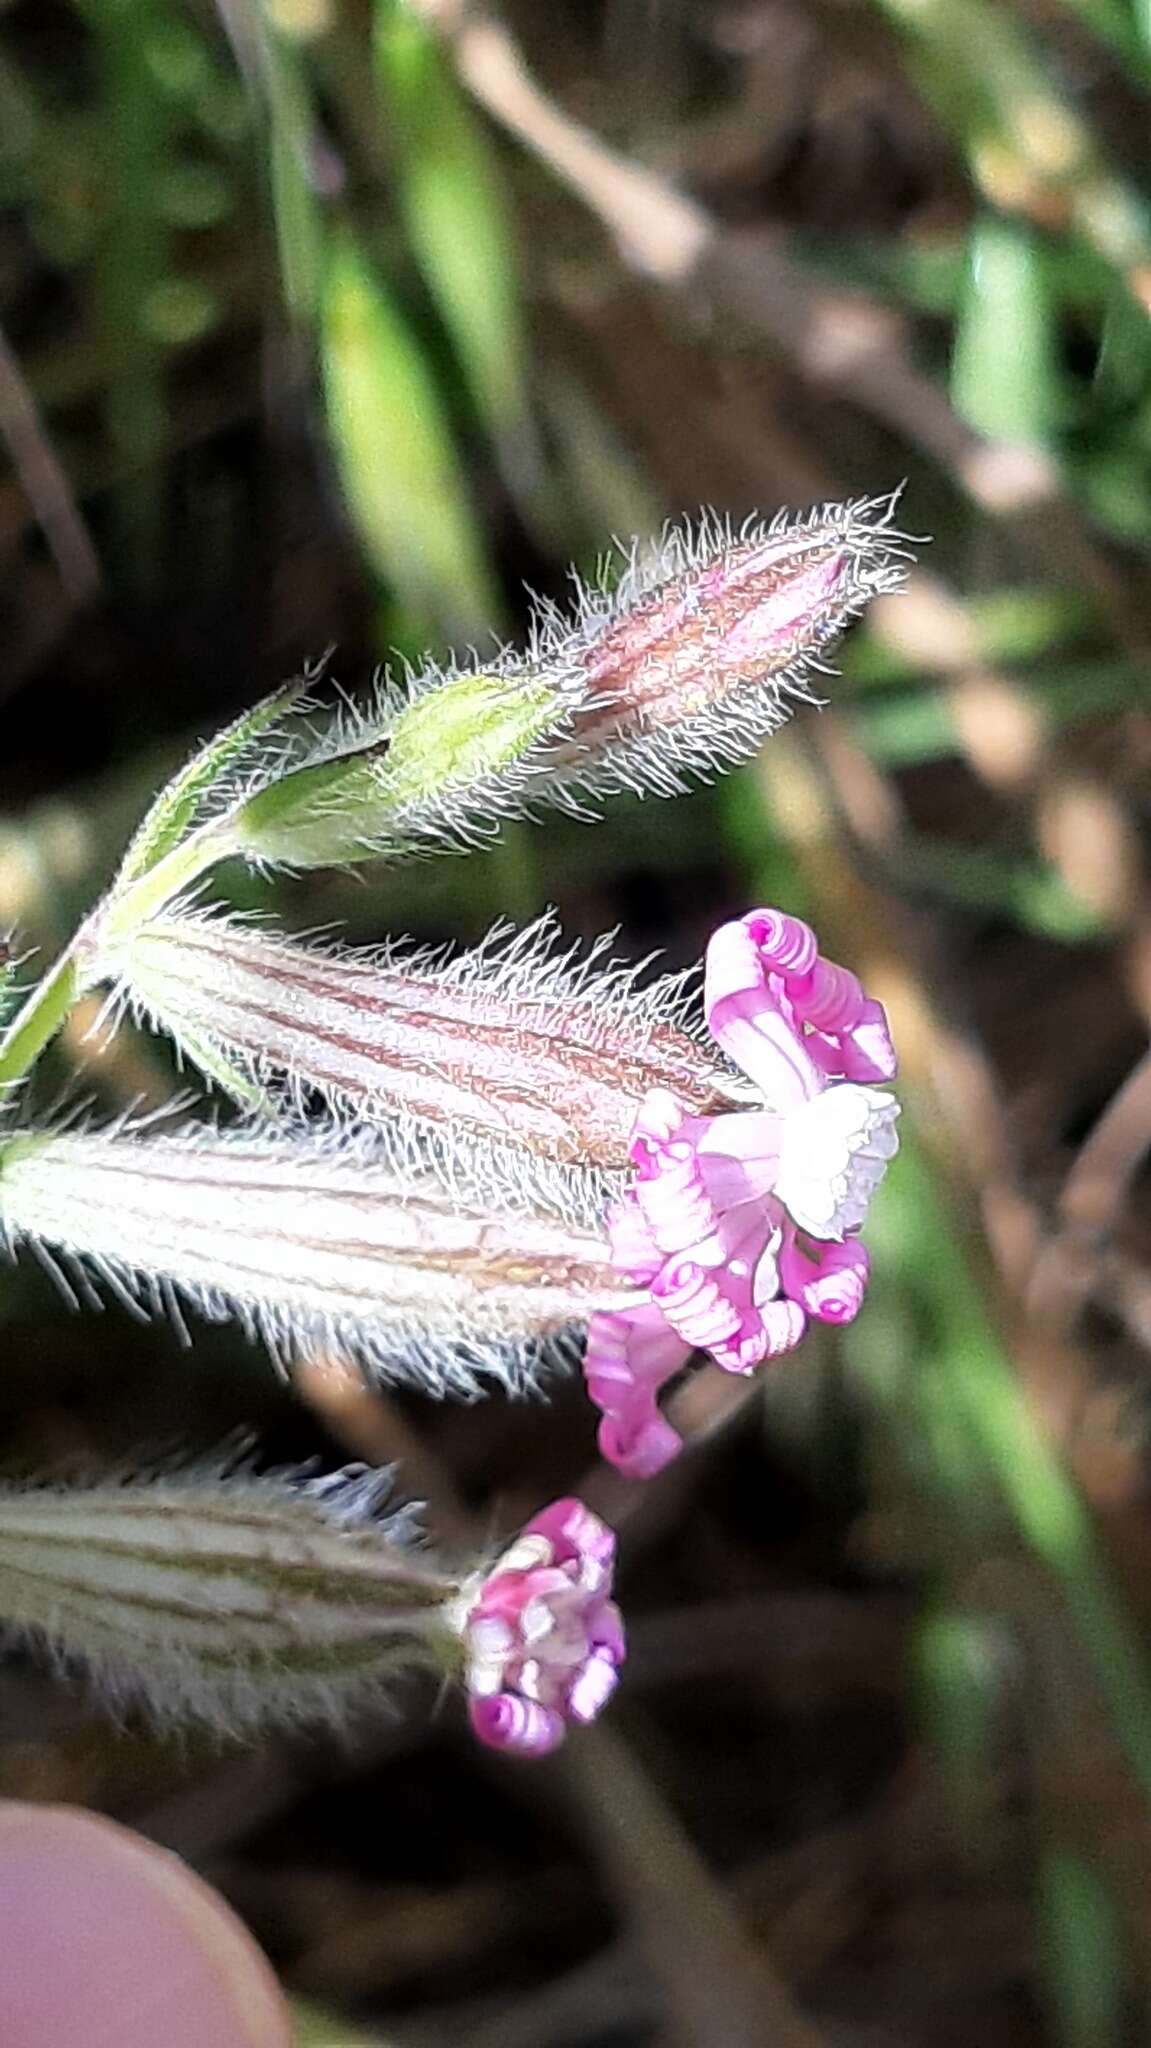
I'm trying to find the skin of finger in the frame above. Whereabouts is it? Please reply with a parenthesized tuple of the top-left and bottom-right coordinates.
(0, 1800, 292, 2048)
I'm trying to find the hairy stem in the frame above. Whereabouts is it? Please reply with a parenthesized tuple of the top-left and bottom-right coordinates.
(0, 818, 235, 1096)
(0, 943, 81, 1095)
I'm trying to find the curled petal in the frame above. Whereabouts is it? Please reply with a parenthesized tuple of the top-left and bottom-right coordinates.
(585, 1298, 691, 1479)
(653, 1249, 805, 1374)
(704, 918, 823, 1108)
(779, 1234, 870, 1324)
(744, 908, 820, 979)
(630, 1091, 725, 1262)
(469, 1693, 565, 1757)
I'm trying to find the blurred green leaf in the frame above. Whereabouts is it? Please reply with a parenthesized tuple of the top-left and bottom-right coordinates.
(876, 0, 1151, 296)
(260, 23, 326, 320)
(844, 588, 1093, 690)
(320, 230, 499, 639)
(82, 0, 175, 581)
(1055, 0, 1151, 76)
(852, 658, 1147, 766)
(896, 836, 1107, 939)
(1037, 1849, 1127, 2048)
(374, 0, 553, 533)
(1074, 443, 1151, 542)
(1092, 285, 1151, 411)
(951, 216, 1060, 447)
(852, 1134, 1151, 1803)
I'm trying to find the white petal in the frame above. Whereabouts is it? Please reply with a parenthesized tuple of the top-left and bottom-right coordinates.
(775, 1084, 900, 1240)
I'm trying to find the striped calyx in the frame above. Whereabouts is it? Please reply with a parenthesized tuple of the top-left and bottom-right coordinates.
(0, 1121, 641, 1394)
(0, 1464, 457, 1731)
(105, 912, 741, 1175)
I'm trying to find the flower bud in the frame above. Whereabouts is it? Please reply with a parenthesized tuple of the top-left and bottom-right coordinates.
(107, 911, 741, 1173)
(0, 1121, 642, 1393)
(220, 497, 909, 869)
(0, 1468, 628, 1751)
(455, 1496, 625, 1756)
(545, 494, 911, 800)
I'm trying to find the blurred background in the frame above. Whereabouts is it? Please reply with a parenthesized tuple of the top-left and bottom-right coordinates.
(3, 0, 1151, 2041)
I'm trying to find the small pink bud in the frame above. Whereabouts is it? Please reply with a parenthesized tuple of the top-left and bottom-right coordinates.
(546, 496, 910, 795)
(458, 1497, 626, 1756)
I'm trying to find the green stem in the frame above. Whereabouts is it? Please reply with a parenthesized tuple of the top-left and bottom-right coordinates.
(0, 945, 81, 1095)
(95, 819, 236, 950)
(0, 819, 235, 1096)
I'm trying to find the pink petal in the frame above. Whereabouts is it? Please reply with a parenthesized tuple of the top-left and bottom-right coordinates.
(584, 1302, 693, 1478)
(598, 1405, 685, 1479)
(567, 1646, 622, 1723)
(704, 918, 822, 1108)
(779, 1235, 870, 1324)
(470, 1693, 566, 1756)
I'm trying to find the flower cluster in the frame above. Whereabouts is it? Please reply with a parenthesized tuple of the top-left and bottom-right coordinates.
(0, 497, 910, 1760)
(583, 909, 899, 1478)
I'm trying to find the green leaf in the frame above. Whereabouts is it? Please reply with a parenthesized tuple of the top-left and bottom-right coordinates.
(853, 660, 1148, 767)
(1037, 1849, 1126, 2048)
(319, 231, 499, 641)
(375, 0, 553, 533)
(951, 215, 1059, 448)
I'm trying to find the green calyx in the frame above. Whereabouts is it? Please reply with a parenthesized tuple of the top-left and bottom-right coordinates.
(232, 670, 565, 867)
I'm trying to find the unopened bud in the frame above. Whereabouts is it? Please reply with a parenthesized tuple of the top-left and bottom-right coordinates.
(0, 1467, 628, 1751)
(547, 495, 910, 799)
(220, 496, 910, 868)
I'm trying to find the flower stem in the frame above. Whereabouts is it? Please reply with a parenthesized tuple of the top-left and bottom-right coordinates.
(0, 818, 235, 1096)
(0, 942, 81, 1095)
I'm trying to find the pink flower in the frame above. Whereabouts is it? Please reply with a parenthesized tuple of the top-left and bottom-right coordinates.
(460, 1498, 626, 1757)
(584, 910, 899, 1478)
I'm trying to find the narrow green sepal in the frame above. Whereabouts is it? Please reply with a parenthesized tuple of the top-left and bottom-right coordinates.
(115, 675, 314, 888)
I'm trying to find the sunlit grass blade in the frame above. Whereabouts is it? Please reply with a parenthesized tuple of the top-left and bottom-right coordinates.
(951, 215, 1059, 447)
(79, 0, 174, 584)
(851, 1132, 1151, 1807)
(374, 0, 555, 535)
(1037, 1849, 1126, 2048)
(319, 230, 499, 640)
(260, 19, 325, 321)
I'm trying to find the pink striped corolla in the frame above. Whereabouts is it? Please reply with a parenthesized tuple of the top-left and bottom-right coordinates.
(584, 909, 900, 1479)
